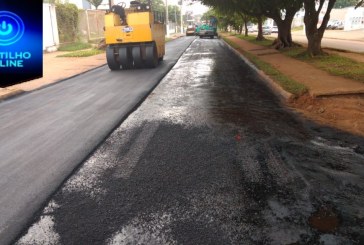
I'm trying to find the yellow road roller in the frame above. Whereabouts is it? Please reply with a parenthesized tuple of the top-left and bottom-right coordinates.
(104, 1, 166, 70)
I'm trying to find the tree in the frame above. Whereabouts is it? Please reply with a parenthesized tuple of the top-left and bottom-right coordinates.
(87, 0, 103, 9)
(200, 0, 303, 46)
(141, 0, 165, 12)
(356, 0, 364, 7)
(303, 0, 336, 56)
(55, 3, 79, 42)
(200, 0, 267, 40)
(168, 5, 181, 24)
(259, 0, 303, 48)
(201, 8, 247, 34)
(334, 0, 358, 8)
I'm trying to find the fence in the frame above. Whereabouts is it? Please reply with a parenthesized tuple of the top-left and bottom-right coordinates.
(78, 10, 105, 42)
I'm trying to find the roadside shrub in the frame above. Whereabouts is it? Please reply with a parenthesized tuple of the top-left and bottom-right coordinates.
(56, 3, 79, 43)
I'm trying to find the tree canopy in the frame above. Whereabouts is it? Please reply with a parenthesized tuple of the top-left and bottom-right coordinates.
(140, 0, 165, 12)
(356, 0, 364, 7)
(196, 0, 364, 55)
(168, 5, 181, 23)
(86, 0, 103, 9)
(334, 0, 359, 8)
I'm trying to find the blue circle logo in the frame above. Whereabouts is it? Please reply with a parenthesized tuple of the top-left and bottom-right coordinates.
(0, 11, 25, 46)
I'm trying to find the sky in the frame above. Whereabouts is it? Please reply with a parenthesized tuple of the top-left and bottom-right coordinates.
(167, 0, 209, 15)
(110, 0, 209, 15)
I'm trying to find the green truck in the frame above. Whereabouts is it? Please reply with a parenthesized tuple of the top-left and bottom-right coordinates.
(196, 16, 218, 39)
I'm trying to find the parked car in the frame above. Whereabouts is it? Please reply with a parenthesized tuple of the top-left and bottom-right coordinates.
(247, 25, 257, 33)
(333, 21, 344, 30)
(272, 26, 278, 33)
(262, 26, 272, 35)
(186, 25, 196, 36)
(327, 20, 344, 30)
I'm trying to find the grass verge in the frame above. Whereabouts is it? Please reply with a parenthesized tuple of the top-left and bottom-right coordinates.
(223, 37, 307, 97)
(281, 47, 364, 83)
(57, 49, 104, 57)
(233, 34, 364, 84)
(235, 34, 273, 47)
(58, 42, 92, 51)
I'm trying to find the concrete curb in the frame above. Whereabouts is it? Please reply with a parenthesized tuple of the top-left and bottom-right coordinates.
(221, 39, 294, 103)
(0, 63, 107, 102)
(0, 88, 25, 101)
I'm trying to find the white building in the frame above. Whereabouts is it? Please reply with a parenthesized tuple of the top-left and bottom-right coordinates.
(43, 3, 59, 52)
(343, 7, 364, 30)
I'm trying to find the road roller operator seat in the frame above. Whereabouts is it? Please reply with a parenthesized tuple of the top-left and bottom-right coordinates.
(111, 4, 126, 24)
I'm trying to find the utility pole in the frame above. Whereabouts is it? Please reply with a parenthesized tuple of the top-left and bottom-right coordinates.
(180, 0, 183, 34)
(108, 0, 114, 10)
(174, 8, 177, 33)
(166, 0, 170, 37)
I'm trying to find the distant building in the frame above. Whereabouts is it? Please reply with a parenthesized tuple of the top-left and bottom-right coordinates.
(342, 7, 364, 30)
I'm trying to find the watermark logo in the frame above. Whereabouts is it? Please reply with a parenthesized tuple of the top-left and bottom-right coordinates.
(0, 11, 25, 46)
(122, 26, 133, 33)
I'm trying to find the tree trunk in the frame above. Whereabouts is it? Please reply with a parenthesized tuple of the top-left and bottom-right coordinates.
(307, 33, 323, 55)
(273, 11, 296, 48)
(274, 20, 293, 48)
(244, 21, 248, 36)
(304, 0, 336, 56)
(256, 16, 264, 41)
(266, 4, 299, 49)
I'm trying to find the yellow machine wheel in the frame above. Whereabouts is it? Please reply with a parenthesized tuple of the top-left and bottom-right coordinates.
(132, 46, 143, 68)
(119, 47, 133, 70)
(106, 46, 120, 70)
(145, 43, 158, 68)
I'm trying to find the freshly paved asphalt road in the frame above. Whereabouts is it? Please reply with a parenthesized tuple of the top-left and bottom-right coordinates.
(15, 38, 364, 244)
(0, 37, 195, 245)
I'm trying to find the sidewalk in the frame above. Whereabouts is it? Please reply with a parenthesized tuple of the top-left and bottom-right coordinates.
(0, 52, 106, 100)
(223, 35, 364, 97)
(0, 33, 185, 101)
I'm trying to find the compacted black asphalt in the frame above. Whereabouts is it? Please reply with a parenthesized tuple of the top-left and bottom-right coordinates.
(15, 38, 364, 244)
(0, 37, 194, 245)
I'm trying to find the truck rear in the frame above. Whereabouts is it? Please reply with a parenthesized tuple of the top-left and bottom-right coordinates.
(198, 16, 218, 39)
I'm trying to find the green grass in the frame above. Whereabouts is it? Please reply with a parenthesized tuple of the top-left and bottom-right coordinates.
(57, 49, 104, 57)
(58, 42, 92, 51)
(281, 47, 364, 83)
(223, 37, 240, 50)
(223, 37, 307, 96)
(235, 34, 273, 47)
(292, 26, 304, 32)
(235, 34, 364, 84)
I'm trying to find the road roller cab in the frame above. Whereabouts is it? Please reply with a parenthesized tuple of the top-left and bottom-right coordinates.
(104, 1, 166, 70)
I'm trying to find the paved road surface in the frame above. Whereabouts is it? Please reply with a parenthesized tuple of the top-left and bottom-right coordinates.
(289, 32, 364, 52)
(15, 38, 364, 244)
(0, 37, 195, 245)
